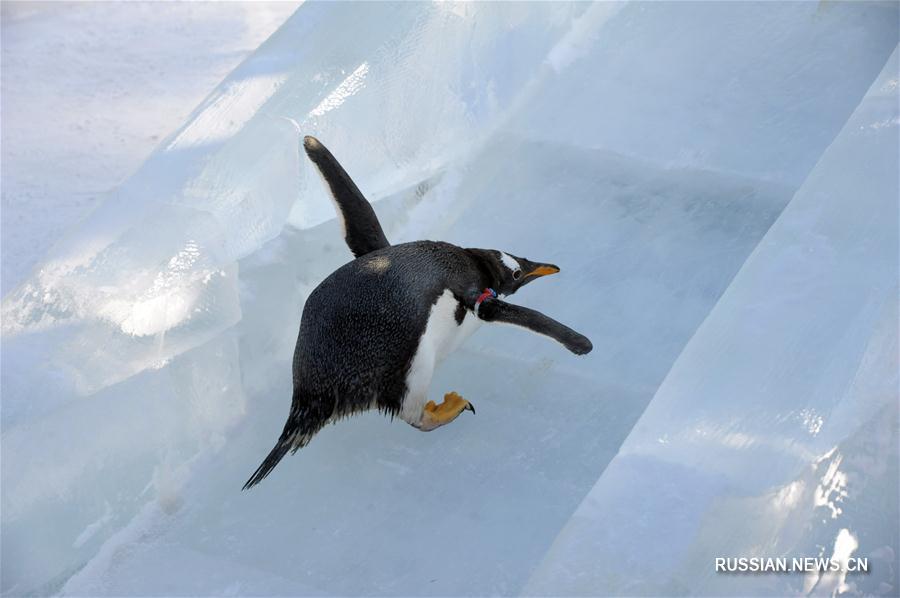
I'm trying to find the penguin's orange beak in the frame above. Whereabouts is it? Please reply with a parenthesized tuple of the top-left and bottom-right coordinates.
(525, 264, 560, 278)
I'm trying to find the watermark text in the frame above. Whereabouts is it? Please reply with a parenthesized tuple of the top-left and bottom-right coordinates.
(715, 557, 868, 573)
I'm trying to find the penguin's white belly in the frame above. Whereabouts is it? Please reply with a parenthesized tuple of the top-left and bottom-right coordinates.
(398, 290, 481, 424)
(431, 290, 481, 361)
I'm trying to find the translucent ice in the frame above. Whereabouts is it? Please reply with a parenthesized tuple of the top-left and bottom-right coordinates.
(526, 46, 900, 597)
(2, 2, 897, 595)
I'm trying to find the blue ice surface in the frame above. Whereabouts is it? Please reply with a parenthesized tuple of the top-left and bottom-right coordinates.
(1, 2, 897, 595)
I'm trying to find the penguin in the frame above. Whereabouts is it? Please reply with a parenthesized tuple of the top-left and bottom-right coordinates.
(242, 136, 592, 489)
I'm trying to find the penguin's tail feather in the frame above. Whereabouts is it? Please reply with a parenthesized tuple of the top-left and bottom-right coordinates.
(242, 394, 328, 490)
(242, 438, 292, 490)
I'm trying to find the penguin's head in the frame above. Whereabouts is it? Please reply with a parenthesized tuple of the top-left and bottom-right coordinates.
(471, 249, 560, 296)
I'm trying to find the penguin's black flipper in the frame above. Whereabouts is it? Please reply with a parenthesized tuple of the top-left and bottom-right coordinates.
(303, 136, 390, 258)
(477, 298, 593, 355)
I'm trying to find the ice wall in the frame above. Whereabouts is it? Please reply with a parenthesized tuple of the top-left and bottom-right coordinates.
(2, 2, 897, 596)
(525, 46, 900, 597)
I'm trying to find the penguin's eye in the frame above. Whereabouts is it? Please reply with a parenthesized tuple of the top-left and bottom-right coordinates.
(512, 269, 522, 280)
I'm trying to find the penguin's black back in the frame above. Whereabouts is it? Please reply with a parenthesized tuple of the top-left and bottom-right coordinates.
(293, 240, 484, 421)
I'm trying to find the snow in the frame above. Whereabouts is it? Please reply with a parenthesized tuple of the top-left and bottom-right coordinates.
(0, 1, 299, 293)
(1, 2, 897, 596)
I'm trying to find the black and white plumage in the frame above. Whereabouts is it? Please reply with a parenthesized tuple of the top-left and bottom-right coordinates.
(242, 136, 592, 489)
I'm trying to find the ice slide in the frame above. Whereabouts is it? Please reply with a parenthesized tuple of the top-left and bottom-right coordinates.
(1, 2, 897, 596)
(524, 46, 900, 598)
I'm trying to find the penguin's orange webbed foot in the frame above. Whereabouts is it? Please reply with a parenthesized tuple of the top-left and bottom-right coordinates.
(420, 391, 475, 430)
